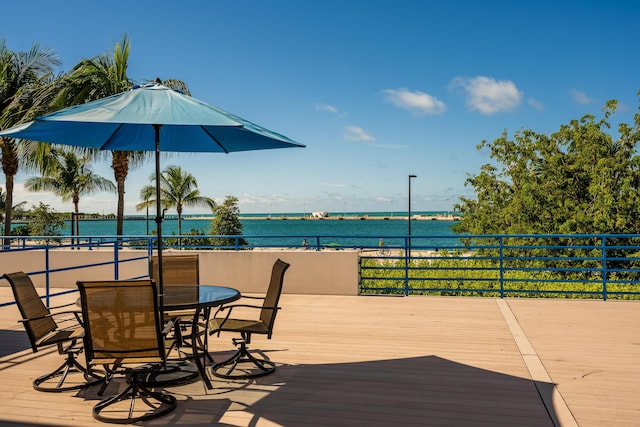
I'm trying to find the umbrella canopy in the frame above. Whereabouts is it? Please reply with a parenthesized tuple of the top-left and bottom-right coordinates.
(0, 83, 303, 152)
(0, 82, 304, 312)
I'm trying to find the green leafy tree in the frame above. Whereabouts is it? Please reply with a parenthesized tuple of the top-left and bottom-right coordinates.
(209, 196, 248, 247)
(455, 98, 640, 236)
(164, 228, 214, 248)
(137, 165, 215, 238)
(454, 96, 640, 279)
(23, 149, 116, 235)
(0, 38, 61, 243)
(26, 202, 65, 242)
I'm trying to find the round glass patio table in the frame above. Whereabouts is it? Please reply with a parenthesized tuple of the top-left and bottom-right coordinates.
(163, 285, 240, 311)
(156, 285, 241, 390)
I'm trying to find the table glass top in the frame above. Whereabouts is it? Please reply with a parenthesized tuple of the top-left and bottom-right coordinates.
(163, 285, 240, 309)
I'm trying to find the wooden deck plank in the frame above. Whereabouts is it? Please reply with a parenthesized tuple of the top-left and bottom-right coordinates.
(506, 299, 640, 427)
(0, 289, 636, 426)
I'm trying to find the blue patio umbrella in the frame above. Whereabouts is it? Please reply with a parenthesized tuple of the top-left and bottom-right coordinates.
(0, 82, 304, 312)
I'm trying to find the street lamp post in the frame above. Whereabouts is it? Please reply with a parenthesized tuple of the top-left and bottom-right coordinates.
(145, 196, 150, 235)
(408, 174, 417, 259)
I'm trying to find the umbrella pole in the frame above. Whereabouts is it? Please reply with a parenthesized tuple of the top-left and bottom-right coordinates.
(153, 124, 164, 321)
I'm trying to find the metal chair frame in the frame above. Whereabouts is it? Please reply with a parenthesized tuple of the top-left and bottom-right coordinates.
(77, 279, 177, 424)
(3, 271, 104, 392)
(209, 259, 290, 379)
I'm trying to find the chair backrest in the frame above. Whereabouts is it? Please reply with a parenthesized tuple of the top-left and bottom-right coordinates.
(260, 259, 290, 339)
(76, 279, 164, 365)
(150, 254, 199, 286)
(3, 272, 56, 352)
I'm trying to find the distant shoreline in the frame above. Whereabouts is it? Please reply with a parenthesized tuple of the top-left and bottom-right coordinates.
(188, 214, 461, 221)
(11, 211, 461, 223)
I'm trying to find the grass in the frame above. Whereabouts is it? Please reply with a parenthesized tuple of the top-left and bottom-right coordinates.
(359, 251, 640, 299)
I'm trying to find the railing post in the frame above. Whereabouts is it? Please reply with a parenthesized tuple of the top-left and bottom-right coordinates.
(45, 246, 51, 307)
(404, 236, 410, 296)
(601, 236, 608, 301)
(113, 241, 119, 280)
(499, 237, 504, 298)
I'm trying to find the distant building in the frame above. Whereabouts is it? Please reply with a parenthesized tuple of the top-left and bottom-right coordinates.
(311, 211, 329, 219)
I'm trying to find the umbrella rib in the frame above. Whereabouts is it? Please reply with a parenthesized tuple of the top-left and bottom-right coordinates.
(99, 123, 127, 150)
(200, 125, 230, 153)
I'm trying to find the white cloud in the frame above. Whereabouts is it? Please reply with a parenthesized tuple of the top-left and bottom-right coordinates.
(570, 89, 593, 105)
(344, 126, 375, 142)
(528, 97, 544, 111)
(314, 103, 344, 117)
(9, 181, 120, 214)
(11, 182, 60, 210)
(450, 76, 522, 114)
(382, 88, 446, 115)
(236, 193, 289, 211)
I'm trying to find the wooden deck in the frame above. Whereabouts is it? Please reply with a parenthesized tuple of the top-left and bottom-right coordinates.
(0, 289, 638, 426)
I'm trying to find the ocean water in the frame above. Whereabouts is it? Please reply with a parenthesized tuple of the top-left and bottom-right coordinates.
(58, 212, 462, 249)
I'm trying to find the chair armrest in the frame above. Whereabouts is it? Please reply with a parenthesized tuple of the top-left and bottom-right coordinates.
(220, 303, 264, 311)
(162, 318, 178, 336)
(19, 310, 82, 323)
(210, 304, 281, 335)
(49, 301, 77, 310)
(212, 303, 261, 319)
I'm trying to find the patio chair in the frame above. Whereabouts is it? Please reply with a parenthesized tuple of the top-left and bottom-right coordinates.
(150, 254, 199, 319)
(150, 254, 200, 289)
(76, 279, 177, 424)
(150, 254, 200, 346)
(209, 259, 290, 379)
(3, 271, 104, 392)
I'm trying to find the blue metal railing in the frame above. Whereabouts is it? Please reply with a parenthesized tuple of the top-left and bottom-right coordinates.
(2, 233, 640, 306)
(359, 234, 640, 299)
(0, 237, 151, 308)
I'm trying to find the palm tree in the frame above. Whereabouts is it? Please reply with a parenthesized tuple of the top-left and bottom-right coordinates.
(23, 149, 116, 237)
(55, 34, 137, 236)
(137, 165, 215, 241)
(0, 38, 61, 244)
(0, 186, 28, 224)
(137, 184, 156, 235)
(60, 35, 191, 236)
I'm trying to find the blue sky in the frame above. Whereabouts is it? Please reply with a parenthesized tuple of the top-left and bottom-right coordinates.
(2, 0, 639, 215)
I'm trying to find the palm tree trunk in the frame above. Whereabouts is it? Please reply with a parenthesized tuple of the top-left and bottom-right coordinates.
(112, 152, 129, 236)
(177, 206, 183, 248)
(116, 178, 125, 235)
(3, 175, 14, 248)
(73, 198, 80, 248)
(1, 138, 18, 248)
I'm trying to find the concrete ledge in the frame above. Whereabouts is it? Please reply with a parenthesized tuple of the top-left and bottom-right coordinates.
(0, 249, 360, 296)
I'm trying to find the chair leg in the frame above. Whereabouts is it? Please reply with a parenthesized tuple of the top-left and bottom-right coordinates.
(33, 350, 105, 393)
(211, 338, 276, 380)
(92, 369, 177, 424)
